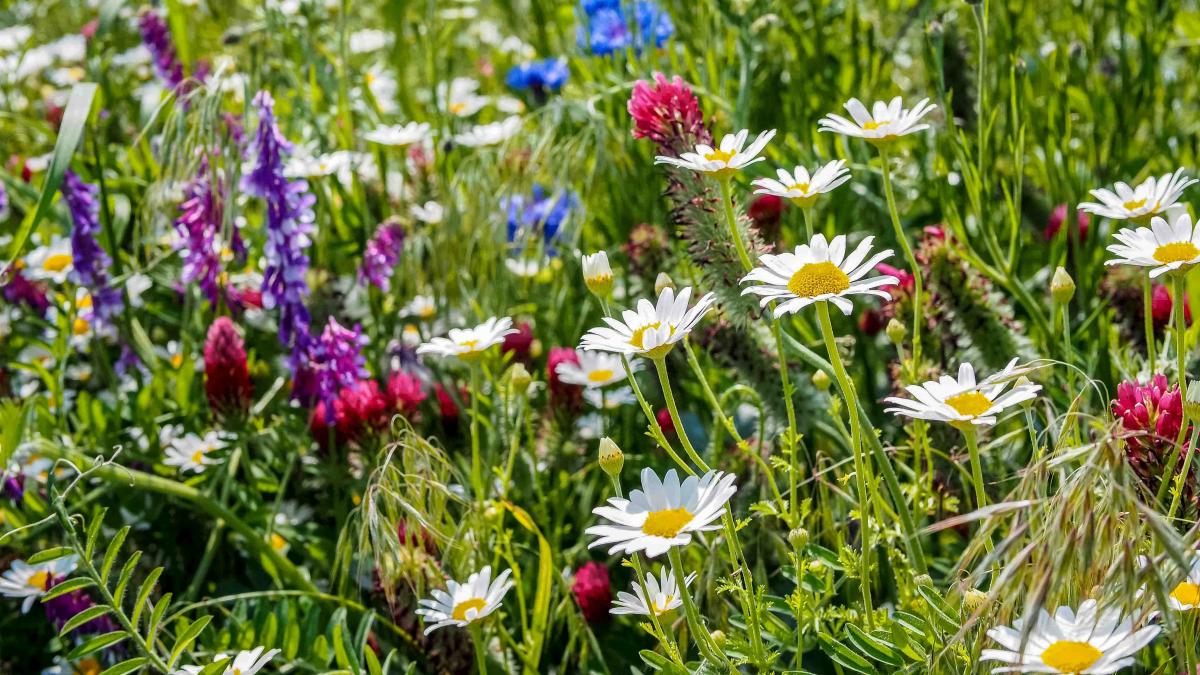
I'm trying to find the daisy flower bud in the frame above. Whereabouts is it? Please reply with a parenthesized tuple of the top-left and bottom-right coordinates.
(886, 318, 907, 345)
(506, 362, 532, 392)
(811, 370, 831, 392)
(1051, 266, 1076, 304)
(962, 588, 988, 613)
(654, 272, 675, 295)
(787, 527, 809, 549)
(598, 437, 624, 477)
(582, 251, 613, 298)
(1186, 380, 1200, 423)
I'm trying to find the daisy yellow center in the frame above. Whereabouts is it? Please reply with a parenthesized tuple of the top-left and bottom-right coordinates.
(587, 369, 615, 383)
(703, 148, 735, 164)
(1172, 581, 1200, 607)
(787, 182, 811, 194)
(1153, 241, 1200, 264)
(653, 595, 675, 615)
(72, 318, 89, 336)
(642, 507, 693, 538)
(28, 570, 52, 590)
(191, 450, 205, 465)
(418, 306, 436, 318)
(77, 294, 93, 309)
(450, 102, 467, 115)
(270, 533, 288, 551)
(458, 339, 480, 352)
(1041, 640, 1102, 673)
(42, 253, 73, 272)
(171, 353, 185, 369)
(786, 261, 851, 298)
(1123, 197, 1147, 212)
(944, 391, 993, 417)
(452, 597, 488, 621)
(862, 120, 890, 131)
(630, 322, 665, 349)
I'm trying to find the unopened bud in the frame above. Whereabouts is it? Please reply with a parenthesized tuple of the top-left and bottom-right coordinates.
(788, 527, 809, 550)
(582, 251, 613, 298)
(914, 573, 933, 587)
(886, 318, 907, 345)
(709, 630, 726, 648)
(654, 272, 675, 295)
(963, 588, 988, 613)
(1051, 266, 1075, 304)
(811, 370, 831, 392)
(598, 437, 624, 477)
(507, 363, 532, 391)
(1186, 381, 1200, 423)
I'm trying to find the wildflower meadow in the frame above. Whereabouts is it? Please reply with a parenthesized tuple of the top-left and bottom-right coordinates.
(7, 0, 1200, 673)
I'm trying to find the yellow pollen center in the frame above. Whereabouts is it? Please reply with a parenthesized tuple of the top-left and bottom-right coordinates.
(450, 102, 467, 115)
(72, 318, 89, 336)
(944, 391, 993, 417)
(1123, 198, 1148, 212)
(1172, 581, 1200, 607)
(653, 595, 674, 614)
(1041, 640, 1103, 673)
(418, 306, 435, 318)
(630, 322, 661, 349)
(1153, 241, 1200, 264)
(862, 120, 890, 131)
(270, 533, 288, 551)
(452, 597, 488, 621)
(28, 570, 51, 590)
(642, 507, 693, 538)
(587, 369, 615, 383)
(786, 261, 851, 298)
(191, 450, 205, 465)
(788, 182, 811, 194)
(42, 253, 72, 273)
(171, 353, 185, 369)
(703, 148, 735, 164)
(77, 294, 93, 309)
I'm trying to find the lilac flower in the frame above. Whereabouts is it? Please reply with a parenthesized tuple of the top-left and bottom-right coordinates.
(137, 7, 186, 93)
(63, 170, 123, 325)
(0, 181, 8, 220)
(241, 91, 316, 362)
(577, 0, 674, 56)
(506, 58, 569, 93)
(503, 184, 578, 251)
(311, 317, 370, 422)
(359, 217, 405, 291)
(174, 159, 225, 309)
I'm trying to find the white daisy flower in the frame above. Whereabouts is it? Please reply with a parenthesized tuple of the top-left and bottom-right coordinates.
(584, 386, 636, 410)
(1141, 554, 1200, 611)
(612, 567, 697, 617)
(654, 129, 776, 178)
(125, 272, 152, 307)
(982, 599, 1159, 674)
(411, 200, 445, 224)
(505, 257, 544, 278)
(284, 150, 359, 179)
(438, 77, 490, 117)
(0, 555, 77, 613)
(363, 122, 433, 147)
(739, 233, 898, 316)
(415, 566, 513, 634)
(417, 316, 518, 361)
(174, 646, 281, 675)
(1105, 211, 1200, 278)
(454, 116, 523, 147)
(556, 349, 641, 388)
(818, 97, 937, 144)
(22, 237, 74, 283)
(1079, 169, 1196, 222)
(164, 431, 225, 474)
(883, 358, 1042, 427)
(586, 467, 738, 558)
(582, 251, 613, 296)
(579, 286, 715, 360)
(751, 160, 851, 206)
(402, 295, 437, 320)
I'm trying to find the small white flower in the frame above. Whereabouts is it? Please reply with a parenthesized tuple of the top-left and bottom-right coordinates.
(410, 200, 445, 224)
(454, 116, 523, 147)
(739, 233, 897, 316)
(364, 121, 433, 147)
(612, 567, 697, 617)
(285, 150, 358, 179)
(1105, 211, 1200, 278)
(174, 646, 281, 675)
(402, 295, 437, 320)
(125, 273, 152, 307)
(556, 349, 641, 388)
(654, 129, 776, 177)
(981, 599, 1159, 673)
(164, 431, 225, 474)
(349, 28, 392, 53)
(0, 555, 77, 613)
(1079, 169, 1196, 221)
(417, 316, 518, 361)
(22, 237, 74, 284)
(584, 386, 636, 409)
(582, 251, 613, 295)
(438, 77, 489, 117)
(751, 160, 851, 206)
(884, 359, 1041, 427)
(415, 566, 513, 634)
(505, 257, 544, 278)
(586, 467, 738, 558)
(818, 97, 937, 143)
(579, 286, 714, 360)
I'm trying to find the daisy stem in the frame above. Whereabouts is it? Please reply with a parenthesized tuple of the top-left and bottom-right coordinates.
(801, 206, 815, 241)
(961, 426, 988, 511)
(653, 356, 711, 473)
(667, 546, 728, 667)
(1145, 276, 1157, 372)
(815, 302, 875, 628)
(770, 318, 802, 522)
(470, 624, 489, 674)
(1176, 273, 1190, 395)
(1167, 424, 1200, 522)
(469, 366, 485, 500)
(719, 178, 754, 272)
(878, 147, 923, 379)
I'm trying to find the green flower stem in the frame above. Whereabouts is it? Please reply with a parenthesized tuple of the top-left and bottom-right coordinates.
(183, 446, 242, 603)
(815, 302, 874, 627)
(961, 426, 988, 511)
(770, 318, 803, 522)
(471, 624, 489, 674)
(878, 147, 924, 378)
(1145, 277, 1157, 373)
(682, 341, 784, 509)
(1167, 424, 1200, 522)
(1176, 273, 1190, 397)
(667, 546, 728, 667)
(653, 356, 711, 473)
(469, 366, 485, 500)
(43, 446, 317, 593)
(801, 206, 815, 240)
(719, 178, 754, 272)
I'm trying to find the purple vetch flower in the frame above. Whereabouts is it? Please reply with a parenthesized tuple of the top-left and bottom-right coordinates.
(241, 91, 316, 364)
(62, 170, 123, 326)
(359, 217, 405, 291)
(2, 268, 50, 316)
(0, 180, 9, 220)
(311, 317, 370, 422)
(44, 579, 117, 636)
(137, 7, 186, 93)
(175, 158, 243, 309)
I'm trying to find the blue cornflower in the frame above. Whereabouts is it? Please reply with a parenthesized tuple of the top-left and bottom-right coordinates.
(506, 58, 569, 93)
(504, 185, 578, 251)
(577, 0, 674, 56)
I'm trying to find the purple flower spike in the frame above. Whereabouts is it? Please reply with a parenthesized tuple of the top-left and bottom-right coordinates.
(359, 217, 405, 291)
(63, 170, 123, 326)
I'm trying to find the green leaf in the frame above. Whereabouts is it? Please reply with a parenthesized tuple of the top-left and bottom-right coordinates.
(67, 630, 127, 660)
(817, 634, 877, 674)
(84, 508, 108, 561)
(129, 566, 163, 629)
(198, 656, 233, 675)
(5, 83, 97, 266)
(100, 526, 130, 586)
(41, 577, 95, 602)
(27, 546, 75, 564)
(98, 658, 149, 675)
(914, 584, 959, 634)
(168, 614, 212, 668)
(146, 591, 172, 645)
(58, 605, 112, 637)
(365, 647, 383, 675)
(845, 624, 903, 667)
(331, 608, 359, 674)
(112, 550, 143, 610)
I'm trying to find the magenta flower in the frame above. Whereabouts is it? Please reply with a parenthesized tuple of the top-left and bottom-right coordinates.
(360, 217, 405, 291)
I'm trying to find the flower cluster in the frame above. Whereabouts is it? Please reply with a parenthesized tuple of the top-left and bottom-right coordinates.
(62, 170, 123, 327)
(577, 0, 674, 56)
